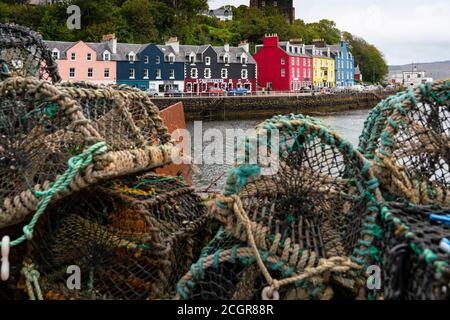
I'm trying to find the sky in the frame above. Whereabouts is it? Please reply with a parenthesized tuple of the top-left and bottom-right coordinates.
(208, 0, 450, 65)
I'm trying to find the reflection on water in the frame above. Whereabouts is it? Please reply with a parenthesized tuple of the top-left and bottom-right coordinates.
(187, 109, 370, 191)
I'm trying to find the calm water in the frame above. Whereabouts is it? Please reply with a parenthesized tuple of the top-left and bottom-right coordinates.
(187, 109, 370, 191)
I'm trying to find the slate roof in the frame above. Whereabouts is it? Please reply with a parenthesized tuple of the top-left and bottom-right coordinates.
(44, 40, 255, 64)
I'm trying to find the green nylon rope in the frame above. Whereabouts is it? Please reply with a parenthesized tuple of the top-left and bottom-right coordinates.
(0, 141, 108, 247)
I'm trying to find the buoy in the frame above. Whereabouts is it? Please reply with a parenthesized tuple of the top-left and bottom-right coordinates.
(1, 235, 10, 281)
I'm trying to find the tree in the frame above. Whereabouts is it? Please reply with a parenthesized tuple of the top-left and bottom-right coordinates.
(345, 33, 388, 83)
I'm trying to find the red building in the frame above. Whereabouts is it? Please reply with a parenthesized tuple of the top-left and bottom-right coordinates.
(253, 34, 313, 92)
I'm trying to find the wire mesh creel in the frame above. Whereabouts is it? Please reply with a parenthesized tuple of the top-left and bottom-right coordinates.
(358, 80, 449, 206)
(377, 201, 449, 300)
(0, 77, 178, 229)
(0, 23, 60, 83)
(176, 114, 386, 300)
(20, 174, 212, 300)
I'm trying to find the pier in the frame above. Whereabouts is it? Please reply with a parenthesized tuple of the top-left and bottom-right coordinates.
(153, 91, 393, 121)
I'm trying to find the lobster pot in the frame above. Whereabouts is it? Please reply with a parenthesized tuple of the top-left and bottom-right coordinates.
(378, 202, 449, 300)
(176, 114, 385, 300)
(57, 82, 173, 155)
(21, 174, 212, 300)
(0, 24, 60, 83)
(358, 80, 449, 206)
(0, 77, 177, 229)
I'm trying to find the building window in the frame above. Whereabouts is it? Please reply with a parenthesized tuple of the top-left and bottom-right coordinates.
(273, 1, 277, 6)
(128, 53, 135, 63)
(71, 53, 76, 61)
(144, 69, 149, 79)
(88, 68, 93, 78)
(87, 53, 92, 61)
(169, 69, 175, 79)
(224, 55, 229, 64)
(303, 68, 306, 77)
(144, 56, 149, 64)
(156, 56, 161, 64)
(281, 68, 285, 77)
(168, 54, 175, 63)
(104, 68, 110, 78)
(129, 68, 135, 79)
(205, 57, 211, 65)
(292, 68, 295, 77)
(103, 51, 111, 61)
(204, 68, 211, 79)
(281, 58, 285, 65)
(296, 57, 300, 66)
(156, 69, 161, 78)
(186, 83, 192, 92)
(69, 68, 75, 78)
(241, 69, 248, 79)
(191, 68, 198, 79)
(221, 68, 228, 79)
(52, 49, 60, 60)
(241, 56, 248, 64)
(189, 54, 195, 63)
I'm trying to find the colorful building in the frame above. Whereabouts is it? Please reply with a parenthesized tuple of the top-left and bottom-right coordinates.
(327, 41, 355, 87)
(254, 34, 313, 91)
(45, 36, 117, 85)
(305, 43, 335, 88)
(181, 41, 257, 93)
(116, 38, 185, 94)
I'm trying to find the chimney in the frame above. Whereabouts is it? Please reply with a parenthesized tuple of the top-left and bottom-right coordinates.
(166, 36, 180, 54)
(312, 38, 326, 48)
(263, 33, 279, 47)
(102, 33, 117, 54)
(238, 40, 249, 53)
(224, 43, 230, 52)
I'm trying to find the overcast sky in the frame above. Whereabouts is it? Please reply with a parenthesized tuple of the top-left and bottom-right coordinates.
(208, 0, 450, 65)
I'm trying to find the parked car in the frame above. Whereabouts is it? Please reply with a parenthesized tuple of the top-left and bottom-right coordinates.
(206, 87, 226, 96)
(300, 86, 312, 93)
(164, 89, 183, 97)
(146, 88, 159, 97)
(320, 88, 332, 95)
(227, 88, 248, 96)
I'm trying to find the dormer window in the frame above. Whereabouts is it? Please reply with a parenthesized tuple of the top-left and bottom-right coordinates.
(241, 55, 248, 64)
(103, 50, 111, 61)
(52, 49, 60, 60)
(224, 54, 229, 64)
(168, 53, 175, 63)
(188, 53, 195, 63)
(127, 52, 136, 63)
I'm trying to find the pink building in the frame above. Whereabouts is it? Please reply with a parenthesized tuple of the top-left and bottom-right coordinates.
(45, 35, 117, 84)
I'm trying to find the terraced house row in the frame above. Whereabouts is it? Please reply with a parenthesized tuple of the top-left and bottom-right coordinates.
(45, 35, 256, 95)
(45, 34, 356, 94)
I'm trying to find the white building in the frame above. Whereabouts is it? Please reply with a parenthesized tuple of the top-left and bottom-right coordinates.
(390, 68, 433, 88)
(204, 6, 233, 21)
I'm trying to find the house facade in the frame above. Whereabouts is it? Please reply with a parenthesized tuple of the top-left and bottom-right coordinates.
(45, 38, 117, 84)
(305, 44, 335, 88)
(116, 39, 185, 94)
(204, 6, 233, 21)
(250, 0, 295, 24)
(254, 34, 313, 91)
(182, 42, 257, 93)
(328, 41, 354, 87)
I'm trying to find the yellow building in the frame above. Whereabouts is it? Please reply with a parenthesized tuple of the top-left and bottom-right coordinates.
(306, 44, 336, 88)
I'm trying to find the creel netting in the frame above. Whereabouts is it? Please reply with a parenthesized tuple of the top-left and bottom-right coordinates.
(176, 114, 386, 300)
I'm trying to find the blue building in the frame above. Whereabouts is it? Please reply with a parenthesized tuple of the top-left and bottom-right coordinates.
(116, 38, 185, 94)
(328, 41, 355, 87)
